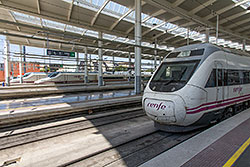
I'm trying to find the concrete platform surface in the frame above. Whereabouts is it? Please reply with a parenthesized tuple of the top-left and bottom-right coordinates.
(0, 94, 142, 126)
(0, 83, 136, 99)
(0, 89, 135, 110)
(0, 81, 133, 90)
(140, 108, 250, 167)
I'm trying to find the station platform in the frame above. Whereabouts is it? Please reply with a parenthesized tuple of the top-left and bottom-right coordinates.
(0, 89, 141, 128)
(0, 89, 135, 110)
(0, 82, 138, 99)
(0, 81, 134, 90)
(140, 108, 250, 167)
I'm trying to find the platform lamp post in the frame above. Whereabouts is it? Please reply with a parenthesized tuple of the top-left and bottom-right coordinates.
(4, 40, 10, 86)
(134, 0, 142, 94)
(76, 52, 79, 72)
(23, 45, 26, 74)
(154, 38, 157, 70)
(128, 52, 132, 82)
(216, 14, 219, 44)
(205, 28, 210, 43)
(187, 28, 190, 45)
(243, 39, 246, 52)
(112, 55, 115, 74)
(19, 45, 23, 83)
(84, 47, 88, 83)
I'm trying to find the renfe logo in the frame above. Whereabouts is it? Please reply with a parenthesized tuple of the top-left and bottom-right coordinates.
(233, 87, 242, 94)
(147, 102, 167, 111)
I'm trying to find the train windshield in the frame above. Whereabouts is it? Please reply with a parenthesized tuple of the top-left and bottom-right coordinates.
(48, 72, 59, 78)
(149, 60, 199, 92)
(23, 73, 31, 78)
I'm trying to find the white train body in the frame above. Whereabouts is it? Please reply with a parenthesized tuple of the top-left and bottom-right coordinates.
(143, 43, 250, 132)
(34, 72, 127, 84)
(10, 72, 49, 83)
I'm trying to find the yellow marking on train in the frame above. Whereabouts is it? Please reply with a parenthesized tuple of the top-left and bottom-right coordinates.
(223, 137, 250, 167)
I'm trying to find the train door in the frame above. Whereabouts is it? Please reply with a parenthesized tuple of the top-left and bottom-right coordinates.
(215, 61, 225, 102)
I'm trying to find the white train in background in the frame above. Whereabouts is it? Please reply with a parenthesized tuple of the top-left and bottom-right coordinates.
(10, 72, 49, 83)
(34, 72, 128, 84)
(143, 43, 250, 132)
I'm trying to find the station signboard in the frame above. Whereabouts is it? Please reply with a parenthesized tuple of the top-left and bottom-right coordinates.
(47, 49, 75, 57)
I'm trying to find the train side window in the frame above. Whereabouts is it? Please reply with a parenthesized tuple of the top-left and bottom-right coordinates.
(205, 69, 216, 88)
(217, 69, 223, 86)
(228, 70, 240, 85)
(243, 71, 250, 84)
(224, 70, 228, 86)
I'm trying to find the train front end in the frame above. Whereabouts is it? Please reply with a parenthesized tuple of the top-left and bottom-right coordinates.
(143, 45, 207, 132)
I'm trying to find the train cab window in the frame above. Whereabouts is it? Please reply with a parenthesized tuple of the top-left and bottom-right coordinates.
(227, 70, 240, 85)
(23, 73, 31, 78)
(149, 60, 200, 92)
(243, 71, 250, 84)
(48, 72, 59, 78)
(205, 69, 216, 88)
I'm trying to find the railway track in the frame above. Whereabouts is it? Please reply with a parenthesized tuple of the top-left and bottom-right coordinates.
(0, 104, 203, 167)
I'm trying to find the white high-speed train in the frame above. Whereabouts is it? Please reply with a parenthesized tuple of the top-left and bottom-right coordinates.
(143, 43, 250, 132)
(10, 72, 49, 83)
(34, 72, 127, 84)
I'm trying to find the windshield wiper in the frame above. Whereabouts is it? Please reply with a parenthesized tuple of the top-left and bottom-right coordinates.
(176, 67, 187, 82)
(163, 78, 176, 85)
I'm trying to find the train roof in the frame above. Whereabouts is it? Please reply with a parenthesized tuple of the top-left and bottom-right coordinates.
(173, 43, 220, 52)
(173, 43, 250, 57)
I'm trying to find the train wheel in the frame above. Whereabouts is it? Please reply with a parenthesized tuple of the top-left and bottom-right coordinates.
(223, 107, 234, 120)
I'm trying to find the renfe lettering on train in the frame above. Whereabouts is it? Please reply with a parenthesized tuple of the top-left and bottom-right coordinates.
(147, 102, 167, 110)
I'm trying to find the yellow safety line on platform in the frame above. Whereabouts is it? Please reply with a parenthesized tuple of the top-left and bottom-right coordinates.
(223, 137, 250, 167)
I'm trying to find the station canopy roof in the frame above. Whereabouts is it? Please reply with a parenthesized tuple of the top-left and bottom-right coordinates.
(1, 0, 250, 59)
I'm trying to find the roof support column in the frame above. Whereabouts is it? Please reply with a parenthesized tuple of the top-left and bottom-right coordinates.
(84, 47, 88, 83)
(216, 15, 219, 44)
(112, 55, 115, 74)
(205, 28, 210, 43)
(98, 32, 103, 86)
(243, 39, 246, 52)
(135, 0, 142, 94)
(154, 39, 157, 70)
(89, 54, 92, 72)
(4, 40, 10, 86)
(187, 28, 190, 45)
(128, 52, 132, 82)
(19, 45, 23, 84)
(76, 52, 79, 72)
(23, 46, 26, 74)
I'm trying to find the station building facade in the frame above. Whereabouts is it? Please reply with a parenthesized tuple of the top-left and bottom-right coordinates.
(0, 62, 40, 82)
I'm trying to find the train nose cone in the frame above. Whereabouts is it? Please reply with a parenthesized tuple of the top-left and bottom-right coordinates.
(145, 99, 176, 123)
(144, 95, 186, 124)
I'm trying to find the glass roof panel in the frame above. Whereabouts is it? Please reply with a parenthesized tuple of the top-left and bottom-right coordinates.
(12, 11, 41, 26)
(9, 0, 250, 53)
(65, 25, 87, 34)
(42, 19, 66, 31)
(232, 0, 250, 9)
